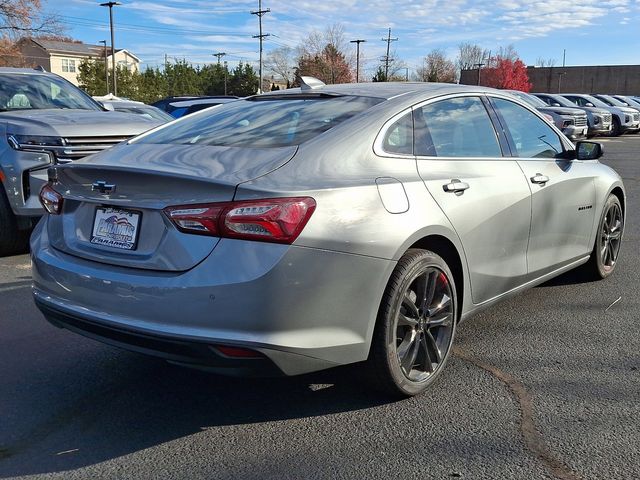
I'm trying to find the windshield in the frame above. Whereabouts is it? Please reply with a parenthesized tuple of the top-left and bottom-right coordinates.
(510, 91, 546, 108)
(116, 106, 173, 122)
(0, 73, 101, 112)
(581, 95, 609, 108)
(135, 95, 383, 148)
(598, 95, 626, 107)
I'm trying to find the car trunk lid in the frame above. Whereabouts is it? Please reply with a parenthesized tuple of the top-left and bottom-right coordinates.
(46, 143, 298, 271)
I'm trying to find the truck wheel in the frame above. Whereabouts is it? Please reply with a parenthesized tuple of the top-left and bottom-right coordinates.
(0, 188, 29, 256)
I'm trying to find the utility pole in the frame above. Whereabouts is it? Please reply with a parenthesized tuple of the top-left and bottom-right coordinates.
(381, 27, 398, 81)
(557, 72, 565, 93)
(473, 62, 485, 85)
(562, 49, 566, 67)
(213, 52, 226, 64)
(98, 40, 109, 94)
(350, 39, 366, 83)
(100, 2, 121, 96)
(223, 60, 228, 95)
(251, 0, 270, 94)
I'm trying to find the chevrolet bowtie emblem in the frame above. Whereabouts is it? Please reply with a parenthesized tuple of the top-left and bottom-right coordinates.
(92, 180, 116, 194)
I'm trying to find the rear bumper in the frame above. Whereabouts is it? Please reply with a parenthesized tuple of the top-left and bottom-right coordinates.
(31, 218, 395, 376)
(36, 299, 283, 376)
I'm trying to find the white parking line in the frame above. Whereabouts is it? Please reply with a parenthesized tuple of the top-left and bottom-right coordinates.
(0, 284, 31, 293)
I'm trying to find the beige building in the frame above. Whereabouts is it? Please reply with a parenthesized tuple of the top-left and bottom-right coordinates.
(17, 39, 140, 85)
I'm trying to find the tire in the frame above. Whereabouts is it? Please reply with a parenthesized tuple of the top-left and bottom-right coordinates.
(367, 248, 458, 397)
(610, 117, 622, 137)
(0, 187, 29, 257)
(582, 194, 623, 280)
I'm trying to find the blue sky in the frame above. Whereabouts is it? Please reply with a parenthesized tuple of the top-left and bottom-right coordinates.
(55, 0, 640, 78)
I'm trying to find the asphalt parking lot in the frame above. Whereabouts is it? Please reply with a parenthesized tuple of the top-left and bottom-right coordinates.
(1, 136, 639, 480)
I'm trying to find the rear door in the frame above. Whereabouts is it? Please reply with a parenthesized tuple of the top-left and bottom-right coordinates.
(489, 96, 596, 276)
(415, 95, 532, 305)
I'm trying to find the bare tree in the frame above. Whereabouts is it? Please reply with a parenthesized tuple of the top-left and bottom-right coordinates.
(1, 0, 65, 66)
(535, 56, 557, 67)
(496, 44, 519, 63)
(456, 42, 489, 72)
(295, 23, 355, 83)
(417, 49, 457, 83)
(265, 46, 295, 85)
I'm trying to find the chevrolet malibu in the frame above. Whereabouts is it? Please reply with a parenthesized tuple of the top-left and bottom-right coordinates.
(31, 80, 625, 397)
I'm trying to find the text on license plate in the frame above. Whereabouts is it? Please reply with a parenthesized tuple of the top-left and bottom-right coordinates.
(90, 207, 141, 250)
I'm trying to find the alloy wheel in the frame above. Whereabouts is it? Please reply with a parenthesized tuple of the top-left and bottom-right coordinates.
(394, 267, 455, 382)
(600, 202, 623, 271)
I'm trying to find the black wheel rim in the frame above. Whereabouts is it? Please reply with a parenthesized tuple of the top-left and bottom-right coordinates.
(600, 202, 623, 271)
(394, 267, 454, 382)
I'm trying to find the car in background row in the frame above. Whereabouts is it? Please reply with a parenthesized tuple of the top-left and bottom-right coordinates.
(612, 95, 640, 111)
(100, 100, 174, 123)
(560, 93, 640, 136)
(506, 90, 588, 141)
(165, 97, 239, 118)
(31, 80, 625, 398)
(533, 92, 612, 137)
(593, 95, 640, 133)
(0, 67, 164, 256)
(152, 95, 239, 114)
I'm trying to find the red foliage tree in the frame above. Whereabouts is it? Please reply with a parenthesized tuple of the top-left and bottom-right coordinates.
(481, 58, 532, 92)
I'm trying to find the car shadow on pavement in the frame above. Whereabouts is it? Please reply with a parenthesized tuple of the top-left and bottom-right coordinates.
(0, 345, 394, 478)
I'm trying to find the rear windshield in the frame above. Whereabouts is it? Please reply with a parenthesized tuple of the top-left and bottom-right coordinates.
(135, 95, 383, 147)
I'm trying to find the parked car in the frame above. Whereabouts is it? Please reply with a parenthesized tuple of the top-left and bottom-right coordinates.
(533, 92, 612, 137)
(592, 95, 640, 135)
(152, 95, 239, 114)
(560, 93, 640, 136)
(166, 97, 239, 118)
(506, 90, 588, 141)
(32, 80, 625, 397)
(98, 99, 173, 123)
(612, 95, 640, 111)
(0, 67, 163, 255)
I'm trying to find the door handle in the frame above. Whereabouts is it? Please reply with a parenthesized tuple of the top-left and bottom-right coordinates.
(443, 179, 470, 194)
(531, 173, 549, 185)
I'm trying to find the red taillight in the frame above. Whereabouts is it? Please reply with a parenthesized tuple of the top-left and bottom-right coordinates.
(164, 197, 316, 244)
(39, 184, 63, 215)
(214, 345, 263, 358)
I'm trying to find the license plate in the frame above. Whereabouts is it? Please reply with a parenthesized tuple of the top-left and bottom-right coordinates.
(91, 207, 141, 250)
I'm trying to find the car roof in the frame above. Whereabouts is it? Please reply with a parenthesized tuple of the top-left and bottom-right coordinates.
(259, 82, 502, 102)
(0, 67, 53, 76)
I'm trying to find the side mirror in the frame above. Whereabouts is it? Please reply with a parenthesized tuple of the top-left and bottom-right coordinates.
(575, 141, 603, 160)
(585, 103, 595, 107)
(552, 102, 561, 107)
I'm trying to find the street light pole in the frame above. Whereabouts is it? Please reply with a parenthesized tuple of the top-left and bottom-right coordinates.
(98, 40, 109, 94)
(100, 2, 121, 96)
(350, 39, 366, 83)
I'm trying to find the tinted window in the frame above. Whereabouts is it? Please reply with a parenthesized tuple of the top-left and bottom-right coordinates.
(382, 112, 413, 155)
(137, 96, 383, 148)
(0, 73, 100, 111)
(492, 98, 563, 158)
(416, 96, 502, 157)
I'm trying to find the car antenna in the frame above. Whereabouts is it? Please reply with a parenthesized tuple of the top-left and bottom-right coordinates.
(300, 76, 326, 91)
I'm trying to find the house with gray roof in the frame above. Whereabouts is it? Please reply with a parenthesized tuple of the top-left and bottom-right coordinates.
(17, 38, 140, 86)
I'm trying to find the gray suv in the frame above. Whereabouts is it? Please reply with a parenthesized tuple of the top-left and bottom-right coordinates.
(0, 68, 162, 255)
(533, 92, 612, 137)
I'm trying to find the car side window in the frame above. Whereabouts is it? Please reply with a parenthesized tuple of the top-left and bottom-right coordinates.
(565, 96, 583, 107)
(382, 112, 413, 155)
(492, 98, 564, 158)
(415, 96, 502, 157)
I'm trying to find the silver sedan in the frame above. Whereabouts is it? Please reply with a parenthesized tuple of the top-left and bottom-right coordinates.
(31, 80, 625, 397)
